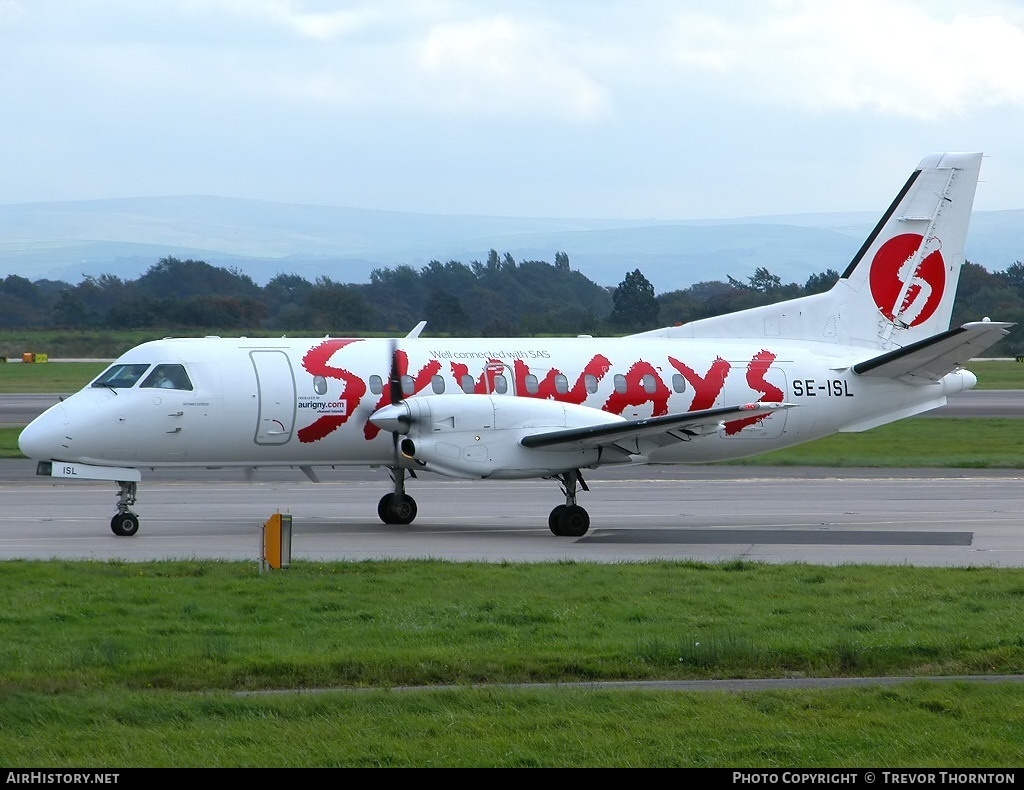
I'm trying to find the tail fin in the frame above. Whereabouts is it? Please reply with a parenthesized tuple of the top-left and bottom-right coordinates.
(633, 152, 984, 351)
(835, 152, 982, 349)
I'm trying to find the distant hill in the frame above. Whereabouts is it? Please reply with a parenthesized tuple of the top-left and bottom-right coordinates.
(0, 196, 1021, 293)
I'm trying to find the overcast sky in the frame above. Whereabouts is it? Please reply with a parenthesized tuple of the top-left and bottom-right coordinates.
(3, 0, 1023, 219)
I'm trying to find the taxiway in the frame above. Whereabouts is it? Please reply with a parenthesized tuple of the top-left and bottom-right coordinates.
(2, 461, 1022, 566)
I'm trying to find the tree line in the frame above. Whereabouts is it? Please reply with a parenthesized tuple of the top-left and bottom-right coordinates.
(1, 250, 1022, 355)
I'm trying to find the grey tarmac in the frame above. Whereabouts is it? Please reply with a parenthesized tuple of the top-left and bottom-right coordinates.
(2, 460, 1023, 567)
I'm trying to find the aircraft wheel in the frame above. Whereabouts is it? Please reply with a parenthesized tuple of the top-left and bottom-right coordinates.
(390, 495, 417, 524)
(548, 505, 566, 535)
(377, 493, 418, 525)
(110, 512, 140, 537)
(377, 494, 395, 523)
(551, 504, 589, 537)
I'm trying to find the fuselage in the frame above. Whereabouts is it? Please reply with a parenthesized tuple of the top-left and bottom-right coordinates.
(18, 334, 975, 474)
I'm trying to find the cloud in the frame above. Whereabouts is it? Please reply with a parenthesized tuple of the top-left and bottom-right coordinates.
(187, 4, 614, 121)
(0, 0, 24, 25)
(205, 0, 389, 41)
(417, 15, 611, 121)
(13, 2, 1024, 122)
(252, 1, 1024, 122)
(658, 0, 1024, 119)
(2, 0, 1024, 214)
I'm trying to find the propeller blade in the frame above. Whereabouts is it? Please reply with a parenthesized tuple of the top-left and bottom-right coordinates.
(386, 337, 403, 467)
(388, 337, 402, 406)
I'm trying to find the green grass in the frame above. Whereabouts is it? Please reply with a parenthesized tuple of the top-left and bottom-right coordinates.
(0, 430, 19, 456)
(0, 361, 107, 392)
(966, 358, 1024, 389)
(725, 417, 1024, 468)
(2, 559, 1024, 767)
(8, 560, 1024, 690)
(0, 329, 163, 361)
(4, 682, 1022, 767)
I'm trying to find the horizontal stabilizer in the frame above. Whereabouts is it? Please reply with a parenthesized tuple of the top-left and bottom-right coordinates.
(520, 402, 793, 452)
(852, 321, 1013, 383)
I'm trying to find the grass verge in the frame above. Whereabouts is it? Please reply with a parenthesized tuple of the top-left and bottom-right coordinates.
(1, 559, 1024, 766)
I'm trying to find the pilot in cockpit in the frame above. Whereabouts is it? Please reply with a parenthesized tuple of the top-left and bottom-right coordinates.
(140, 364, 193, 391)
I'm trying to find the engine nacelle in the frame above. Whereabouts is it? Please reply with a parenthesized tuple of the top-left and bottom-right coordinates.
(370, 394, 630, 479)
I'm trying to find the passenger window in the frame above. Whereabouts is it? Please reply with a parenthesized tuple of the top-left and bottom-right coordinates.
(493, 375, 508, 394)
(368, 375, 383, 395)
(613, 374, 627, 394)
(313, 375, 328, 396)
(642, 373, 657, 394)
(92, 363, 151, 389)
(400, 375, 415, 396)
(461, 374, 475, 394)
(431, 375, 445, 394)
(524, 374, 539, 395)
(584, 373, 598, 394)
(554, 374, 568, 394)
(140, 364, 193, 391)
(672, 373, 687, 393)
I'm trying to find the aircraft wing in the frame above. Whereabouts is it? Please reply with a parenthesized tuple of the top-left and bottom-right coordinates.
(852, 321, 1014, 383)
(520, 402, 792, 453)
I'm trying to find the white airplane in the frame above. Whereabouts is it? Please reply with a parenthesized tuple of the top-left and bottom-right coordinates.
(18, 152, 1012, 538)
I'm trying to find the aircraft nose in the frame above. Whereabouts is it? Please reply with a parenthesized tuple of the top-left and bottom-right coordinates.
(18, 404, 69, 460)
(368, 402, 412, 435)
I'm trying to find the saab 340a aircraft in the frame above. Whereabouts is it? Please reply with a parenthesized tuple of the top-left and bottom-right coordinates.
(18, 152, 1013, 538)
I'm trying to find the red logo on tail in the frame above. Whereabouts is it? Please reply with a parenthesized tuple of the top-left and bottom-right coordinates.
(868, 233, 945, 327)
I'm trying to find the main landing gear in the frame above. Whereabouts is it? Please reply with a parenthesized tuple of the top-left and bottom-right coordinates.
(110, 480, 140, 537)
(378, 466, 418, 525)
(547, 469, 591, 537)
(375, 467, 593, 536)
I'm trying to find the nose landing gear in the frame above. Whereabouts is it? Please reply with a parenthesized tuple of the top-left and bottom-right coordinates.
(110, 480, 140, 536)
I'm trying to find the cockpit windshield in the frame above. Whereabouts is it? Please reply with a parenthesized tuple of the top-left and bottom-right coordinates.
(140, 364, 193, 391)
(91, 364, 151, 389)
(91, 363, 194, 391)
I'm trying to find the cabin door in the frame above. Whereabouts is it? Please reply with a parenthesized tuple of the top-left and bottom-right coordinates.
(250, 350, 296, 445)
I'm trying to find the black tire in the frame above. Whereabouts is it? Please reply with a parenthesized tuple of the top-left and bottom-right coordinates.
(556, 504, 590, 537)
(378, 493, 418, 525)
(390, 495, 417, 525)
(548, 505, 567, 535)
(377, 494, 396, 524)
(110, 512, 139, 537)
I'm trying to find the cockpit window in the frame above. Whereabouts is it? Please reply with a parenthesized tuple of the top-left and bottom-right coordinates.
(140, 364, 194, 391)
(91, 364, 151, 389)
